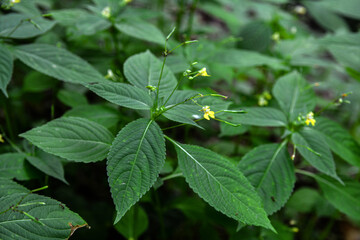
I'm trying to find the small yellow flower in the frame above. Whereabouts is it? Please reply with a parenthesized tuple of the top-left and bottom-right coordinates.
(272, 32, 280, 42)
(201, 106, 215, 120)
(101, 6, 111, 18)
(0, 134, 4, 143)
(12, 0, 21, 3)
(195, 68, 210, 77)
(124, 0, 132, 3)
(305, 112, 316, 126)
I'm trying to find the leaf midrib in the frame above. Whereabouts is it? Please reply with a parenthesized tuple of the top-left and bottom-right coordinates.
(22, 134, 111, 146)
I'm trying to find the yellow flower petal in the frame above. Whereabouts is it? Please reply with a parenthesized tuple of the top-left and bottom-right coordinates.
(208, 111, 215, 119)
(204, 113, 210, 120)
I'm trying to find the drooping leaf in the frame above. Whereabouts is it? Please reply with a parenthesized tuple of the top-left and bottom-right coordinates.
(20, 117, 114, 163)
(87, 81, 153, 110)
(123, 50, 177, 97)
(292, 128, 340, 182)
(238, 143, 295, 215)
(0, 45, 13, 97)
(273, 71, 316, 121)
(0, 153, 37, 181)
(57, 89, 88, 108)
(0, 181, 88, 239)
(0, 13, 55, 39)
(25, 152, 68, 184)
(15, 44, 105, 85)
(64, 104, 120, 129)
(314, 117, 360, 167)
(115, 19, 165, 45)
(169, 139, 274, 230)
(107, 119, 165, 223)
(114, 205, 149, 240)
(219, 107, 287, 127)
(22, 71, 58, 93)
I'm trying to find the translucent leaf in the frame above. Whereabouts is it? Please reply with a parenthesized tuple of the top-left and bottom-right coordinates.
(169, 140, 274, 230)
(239, 143, 295, 215)
(123, 50, 177, 97)
(273, 71, 316, 121)
(107, 119, 165, 223)
(20, 117, 114, 163)
(0, 45, 13, 97)
(87, 81, 153, 110)
(15, 44, 105, 85)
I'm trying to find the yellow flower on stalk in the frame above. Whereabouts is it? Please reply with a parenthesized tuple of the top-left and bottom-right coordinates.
(195, 68, 210, 77)
(0, 134, 4, 143)
(11, 0, 21, 3)
(201, 106, 215, 120)
(305, 112, 316, 126)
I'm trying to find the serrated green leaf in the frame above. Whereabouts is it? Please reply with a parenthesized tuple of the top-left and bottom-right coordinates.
(64, 104, 120, 129)
(316, 0, 360, 19)
(15, 44, 105, 85)
(0, 13, 55, 39)
(0, 178, 28, 197)
(238, 143, 295, 215)
(107, 119, 165, 223)
(0, 45, 13, 97)
(75, 14, 111, 36)
(115, 19, 165, 45)
(292, 128, 340, 182)
(219, 123, 248, 137)
(123, 50, 177, 97)
(273, 71, 316, 121)
(87, 81, 153, 110)
(168, 139, 273, 230)
(219, 107, 287, 127)
(0, 187, 87, 239)
(0, 153, 37, 181)
(314, 117, 360, 167)
(20, 117, 114, 163)
(57, 89, 88, 108)
(25, 153, 68, 184)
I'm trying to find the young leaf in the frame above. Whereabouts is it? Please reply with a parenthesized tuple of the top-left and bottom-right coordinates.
(20, 117, 114, 163)
(115, 19, 165, 45)
(219, 107, 287, 127)
(168, 139, 274, 230)
(0, 13, 55, 39)
(107, 119, 166, 224)
(273, 71, 316, 121)
(87, 81, 153, 110)
(238, 143, 295, 215)
(292, 128, 340, 182)
(0, 181, 87, 239)
(314, 117, 360, 167)
(123, 50, 177, 97)
(0, 153, 37, 181)
(64, 104, 120, 129)
(0, 45, 13, 97)
(15, 44, 105, 85)
(25, 153, 68, 184)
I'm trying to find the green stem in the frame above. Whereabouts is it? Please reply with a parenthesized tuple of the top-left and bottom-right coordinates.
(175, 0, 186, 40)
(162, 75, 184, 107)
(152, 189, 166, 239)
(161, 172, 183, 181)
(154, 56, 167, 110)
(186, 0, 199, 40)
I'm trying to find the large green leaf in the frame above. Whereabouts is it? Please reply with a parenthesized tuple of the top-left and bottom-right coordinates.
(87, 81, 153, 110)
(0, 180, 87, 240)
(25, 153, 68, 184)
(292, 128, 340, 181)
(0, 45, 13, 97)
(57, 89, 88, 108)
(20, 117, 114, 163)
(15, 44, 105, 85)
(107, 119, 166, 223)
(64, 104, 120, 129)
(0, 153, 37, 181)
(238, 143, 295, 215)
(328, 45, 360, 74)
(273, 71, 316, 121)
(168, 139, 273, 230)
(0, 178, 28, 196)
(219, 107, 287, 127)
(115, 19, 165, 45)
(314, 117, 360, 167)
(0, 13, 55, 39)
(123, 50, 177, 97)
(316, 0, 360, 19)
(299, 171, 360, 220)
